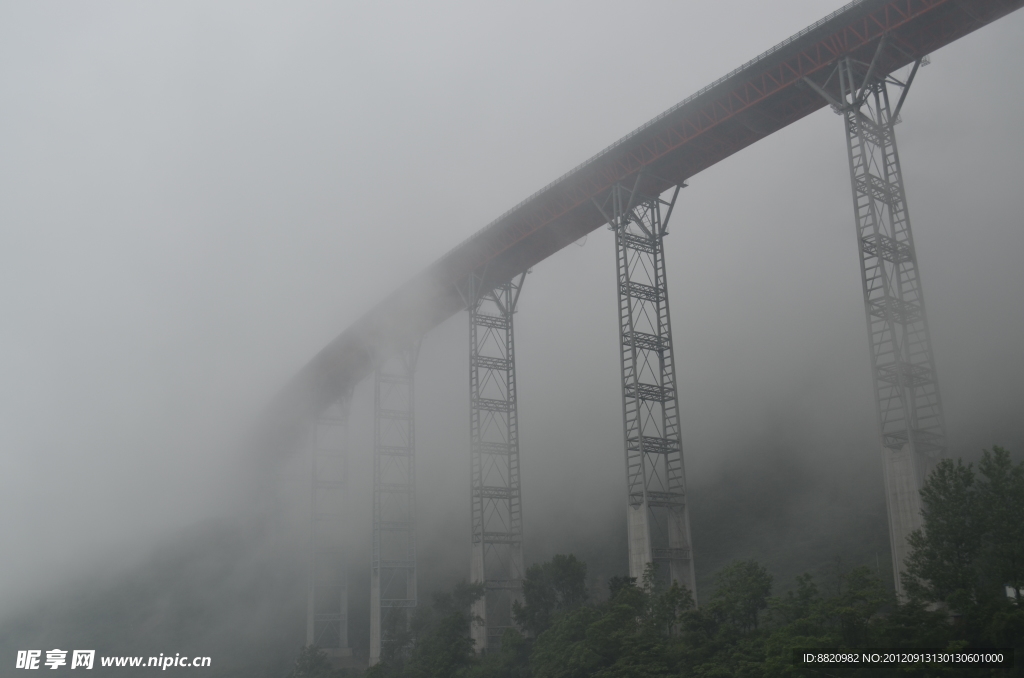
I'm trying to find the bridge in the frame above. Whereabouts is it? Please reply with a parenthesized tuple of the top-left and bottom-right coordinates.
(258, 0, 1024, 663)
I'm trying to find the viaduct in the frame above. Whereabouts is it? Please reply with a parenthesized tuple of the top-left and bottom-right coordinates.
(255, 0, 1024, 663)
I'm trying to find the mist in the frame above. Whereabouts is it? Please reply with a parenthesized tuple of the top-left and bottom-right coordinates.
(2, 1, 1023, 674)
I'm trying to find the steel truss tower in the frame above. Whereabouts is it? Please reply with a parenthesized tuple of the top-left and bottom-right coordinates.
(370, 347, 419, 666)
(307, 396, 352, 658)
(468, 273, 526, 651)
(806, 46, 947, 596)
(595, 180, 696, 595)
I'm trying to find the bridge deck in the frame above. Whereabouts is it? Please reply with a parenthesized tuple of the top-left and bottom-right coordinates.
(267, 0, 1022, 437)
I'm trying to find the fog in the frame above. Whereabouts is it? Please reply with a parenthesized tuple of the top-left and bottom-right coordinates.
(2, 1, 1023, 673)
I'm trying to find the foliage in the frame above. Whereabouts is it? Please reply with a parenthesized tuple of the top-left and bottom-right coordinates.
(978, 447, 1024, 595)
(366, 581, 484, 678)
(707, 559, 772, 633)
(368, 448, 1024, 678)
(512, 554, 589, 636)
(903, 446, 1024, 658)
(285, 645, 352, 678)
(904, 457, 982, 608)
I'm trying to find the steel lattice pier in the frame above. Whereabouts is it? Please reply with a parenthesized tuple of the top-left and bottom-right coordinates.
(369, 348, 419, 666)
(307, 397, 352, 659)
(274, 1, 1024, 648)
(804, 41, 949, 595)
(468, 274, 526, 651)
(840, 56, 947, 596)
(596, 180, 697, 596)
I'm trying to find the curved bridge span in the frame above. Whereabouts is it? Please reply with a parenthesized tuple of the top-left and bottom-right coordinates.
(279, 0, 1017, 419)
(265, 0, 1022, 661)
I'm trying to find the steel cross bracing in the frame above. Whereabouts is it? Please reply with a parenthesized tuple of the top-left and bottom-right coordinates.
(467, 273, 526, 652)
(263, 0, 1024, 637)
(594, 180, 696, 595)
(307, 396, 353, 657)
(278, 0, 1021, 427)
(805, 40, 947, 596)
(369, 347, 420, 666)
(416, 0, 1020, 296)
(841, 56, 947, 597)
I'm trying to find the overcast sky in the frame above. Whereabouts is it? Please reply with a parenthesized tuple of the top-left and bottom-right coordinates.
(1, 1, 1023, 616)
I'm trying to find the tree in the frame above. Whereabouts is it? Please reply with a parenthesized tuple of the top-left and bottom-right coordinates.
(463, 628, 532, 678)
(904, 448, 1024, 606)
(367, 581, 484, 678)
(708, 559, 773, 633)
(285, 646, 347, 678)
(976, 446, 1024, 596)
(408, 581, 484, 678)
(364, 447, 1024, 678)
(824, 565, 894, 648)
(512, 554, 588, 636)
(904, 457, 981, 610)
(530, 571, 678, 678)
(902, 447, 1024, 658)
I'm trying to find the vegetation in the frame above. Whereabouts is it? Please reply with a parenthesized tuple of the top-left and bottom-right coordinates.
(359, 447, 1024, 677)
(285, 645, 354, 678)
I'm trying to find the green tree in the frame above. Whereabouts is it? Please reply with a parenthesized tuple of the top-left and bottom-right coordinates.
(366, 448, 1024, 678)
(904, 458, 981, 610)
(367, 581, 484, 678)
(464, 628, 532, 678)
(824, 564, 894, 648)
(285, 645, 348, 678)
(904, 448, 1024, 610)
(708, 559, 773, 633)
(977, 447, 1024, 596)
(901, 447, 1024, 667)
(531, 566, 689, 678)
(410, 581, 484, 678)
(513, 554, 588, 636)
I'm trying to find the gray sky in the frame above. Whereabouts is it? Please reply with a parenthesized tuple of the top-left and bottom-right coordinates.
(1, 0, 1023, 616)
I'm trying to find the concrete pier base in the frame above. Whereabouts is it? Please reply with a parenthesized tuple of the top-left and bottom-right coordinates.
(882, 444, 924, 597)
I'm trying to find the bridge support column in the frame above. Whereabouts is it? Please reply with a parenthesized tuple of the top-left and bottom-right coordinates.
(597, 180, 696, 596)
(468, 274, 526, 652)
(307, 396, 353, 659)
(806, 49, 948, 596)
(369, 347, 419, 666)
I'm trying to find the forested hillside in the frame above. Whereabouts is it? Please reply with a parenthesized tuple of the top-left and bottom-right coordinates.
(292, 448, 1024, 678)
